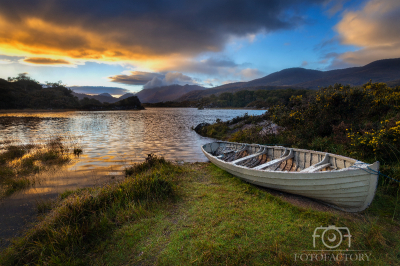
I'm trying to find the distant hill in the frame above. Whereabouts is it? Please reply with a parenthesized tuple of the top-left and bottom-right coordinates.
(118, 93, 135, 100)
(99, 93, 112, 97)
(177, 58, 400, 101)
(135, 84, 206, 103)
(72, 92, 117, 103)
(71, 92, 135, 103)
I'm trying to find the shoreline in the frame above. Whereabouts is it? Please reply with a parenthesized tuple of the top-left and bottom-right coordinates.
(0, 109, 145, 114)
(0, 107, 265, 113)
(0, 109, 80, 113)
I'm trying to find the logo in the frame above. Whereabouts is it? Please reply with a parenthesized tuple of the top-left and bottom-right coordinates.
(312, 225, 351, 249)
(293, 225, 371, 262)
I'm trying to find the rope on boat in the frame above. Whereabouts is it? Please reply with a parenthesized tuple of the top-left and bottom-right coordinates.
(351, 161, 400, 183)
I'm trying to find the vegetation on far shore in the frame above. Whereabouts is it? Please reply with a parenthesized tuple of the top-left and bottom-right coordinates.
(0, 156, 399, 265)
(0, 136, 82, 199)
(143, 88, 314, 109)
(0, 73, 144, 110)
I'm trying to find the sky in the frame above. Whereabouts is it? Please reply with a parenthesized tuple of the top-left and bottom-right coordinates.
(0, 0, 399, 96)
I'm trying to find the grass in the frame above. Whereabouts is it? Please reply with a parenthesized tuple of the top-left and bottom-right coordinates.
(0, 156, 183, 265)
(91, 163, 400, 265)
(36, 198, 56, 214)
(0, 137, 82, 198)
(2, 159, 399, 265)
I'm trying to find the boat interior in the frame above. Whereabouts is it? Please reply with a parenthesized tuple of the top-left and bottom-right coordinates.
(203, 142, 358, 172)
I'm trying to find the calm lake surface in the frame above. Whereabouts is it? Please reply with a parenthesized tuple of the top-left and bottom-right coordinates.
(0, 108, 265, 169)
(0, 108, 265, 246)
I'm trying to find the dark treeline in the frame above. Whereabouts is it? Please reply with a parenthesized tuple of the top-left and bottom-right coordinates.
(197, 88, 314, 108)
(142, 100, 194, 108)
(0, 74, 144, 110)
(144, 88, 314, 109)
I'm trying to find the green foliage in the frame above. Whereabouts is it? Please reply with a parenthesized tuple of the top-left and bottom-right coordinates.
(125, 154, 168, 177)
(202, 121, 229, 139)
(197, 88, 313, 108)
(200, 82, 400, 190)
(268, 82, 400, 158)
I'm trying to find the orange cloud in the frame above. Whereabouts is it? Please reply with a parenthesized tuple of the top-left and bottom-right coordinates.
(22, 57, 72, 66)
(0, 0, 323, 72)
(335, 0, 400, 65)
(0, 16, 157, 64)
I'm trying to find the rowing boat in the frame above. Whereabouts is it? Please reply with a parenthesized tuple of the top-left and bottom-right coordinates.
(201, 141, 379, 212)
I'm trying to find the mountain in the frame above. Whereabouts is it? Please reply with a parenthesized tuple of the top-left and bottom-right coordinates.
(118, 93, 135, 100)
(72, 92, 140, 103)
(135, 84, 206, 103)
(297, 58, 400, 88)
(99, 93, 113, 97)
(71, 92, 120, 103)
(177, 58, 400, 101)
(247, 68, 325, 87)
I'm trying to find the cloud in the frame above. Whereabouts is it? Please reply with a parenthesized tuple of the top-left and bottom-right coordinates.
(334, 0, 400, 65)
(313, 36, 339, 51)
(0, 0, 326, 68)
(108, 54, 265, 88)
(69, 86, 130, 95)
(22, 57, 73, 66)
(200, 58, 239, 68)
(318, 51, 354, 70)
(0, 54, 23, 64)
(109, 70, 199, 89)
(109, 71, 164, 85)
(324, 0, 350, 17)
(238, 68, 264, 80)
(143, 72, 198, 89)
(152, 56, 260, 80)
(0, 59, 12, 64)
(301, 61, 308, 67)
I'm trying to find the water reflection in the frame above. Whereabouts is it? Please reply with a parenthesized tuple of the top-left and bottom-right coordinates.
(0, 108, 265, 170)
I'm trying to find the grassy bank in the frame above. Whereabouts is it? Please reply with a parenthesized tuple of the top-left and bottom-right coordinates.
(0, 137, 82, 198)
(1, 157, 399, 265)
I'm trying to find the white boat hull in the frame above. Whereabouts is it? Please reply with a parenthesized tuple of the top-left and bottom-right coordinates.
(202, 141, 379, 212)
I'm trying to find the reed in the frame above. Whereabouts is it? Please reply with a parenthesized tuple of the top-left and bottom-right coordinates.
(0, 136, 83, 198)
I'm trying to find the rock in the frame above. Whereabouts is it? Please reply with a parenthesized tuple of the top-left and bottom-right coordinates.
(194, 122, 210, 134)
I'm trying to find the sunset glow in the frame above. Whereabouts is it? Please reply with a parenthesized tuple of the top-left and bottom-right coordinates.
(0, 0, 399, 94)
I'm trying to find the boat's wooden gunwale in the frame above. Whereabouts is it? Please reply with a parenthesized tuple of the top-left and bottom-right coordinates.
(206, 141, 359, 170)
(202, 141, 379, 212)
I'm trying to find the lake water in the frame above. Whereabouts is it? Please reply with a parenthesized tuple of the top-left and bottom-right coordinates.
(0, 108, 265, 246)
(0, 108, 265, 169)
